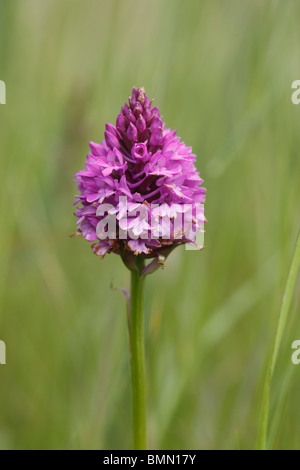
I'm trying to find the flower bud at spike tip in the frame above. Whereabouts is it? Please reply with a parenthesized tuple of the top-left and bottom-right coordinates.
(105, 131, 121, 150)
(149, 128, 163, 147)
(116, 114, 126, 133)
(127, 109, 137, 123)
(127, 123, 138, 143)
(136, 115, 146, 133)
(133, 103, 143, 118)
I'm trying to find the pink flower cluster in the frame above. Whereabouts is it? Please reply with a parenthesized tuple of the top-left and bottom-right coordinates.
(74, 87, 206, 266)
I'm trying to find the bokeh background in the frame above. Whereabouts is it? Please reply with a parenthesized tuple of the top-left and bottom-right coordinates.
(0, 0, 300, 450)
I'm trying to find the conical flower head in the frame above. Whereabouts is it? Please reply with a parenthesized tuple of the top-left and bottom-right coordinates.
(74, 87, 206, 270)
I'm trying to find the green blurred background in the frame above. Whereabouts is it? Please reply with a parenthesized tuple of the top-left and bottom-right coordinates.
(0, 0, 299, 450)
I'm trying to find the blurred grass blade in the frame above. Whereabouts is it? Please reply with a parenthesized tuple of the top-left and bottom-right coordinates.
(258, 230, 300, 450)
(235, 429, 241, 451)
(158, 254, 278, 444)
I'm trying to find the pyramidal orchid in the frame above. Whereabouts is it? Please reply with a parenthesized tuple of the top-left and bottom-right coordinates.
(73, 87, 206, 449)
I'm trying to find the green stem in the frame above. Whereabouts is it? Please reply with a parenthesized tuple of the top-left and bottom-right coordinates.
(258, 230, 300, 450)
(129, 260, 147, 450)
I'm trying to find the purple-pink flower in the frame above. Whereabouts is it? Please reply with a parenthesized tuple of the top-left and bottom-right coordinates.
(73, 87, 206, 269)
